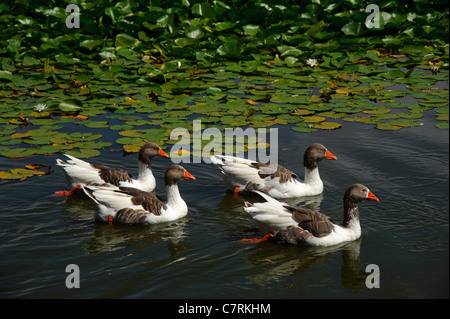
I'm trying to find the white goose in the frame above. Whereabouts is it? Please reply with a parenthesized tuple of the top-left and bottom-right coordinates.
(82, 164, 196, 224)
(210, 143, 337, 198)
(241, 184, 379, 246)
(55, 142, 169, 196)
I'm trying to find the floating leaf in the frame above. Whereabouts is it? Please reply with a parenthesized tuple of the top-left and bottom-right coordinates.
(290, 109, 315, 116)
(0, 70, 13, 81)
(292, 124, 317, 133)
(436, 113, 449, 121)
(390, 119, 422, 127)
(301, 116, 327, 123)
(397, 112, 424, 119)
(123, 141, 147, 153)
(0, 167, 46, 180)
(116, 137, 142, 145)
(66, 149, 101, 158)
(84, 121, 109, 128)
(436, 122, 449, 129)
(59, 99, 82, 112)
(342, 116, 376, 123)
(362, 108, 391, 115)
(376, 122, 403, 131)
(313, 122, 342, 130)
(0, 147, 37, 158)
(334, 107, 363, 114)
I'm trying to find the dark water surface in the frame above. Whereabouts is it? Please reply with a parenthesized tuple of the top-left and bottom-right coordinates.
(0, 110, 448, 299)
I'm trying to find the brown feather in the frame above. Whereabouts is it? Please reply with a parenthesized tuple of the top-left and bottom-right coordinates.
(283, 205, 335, 238)
(115, 187, 167, 215)
(273, 226, 312, 244)
(114, 208, 149, 224)
(250, 163, 298, 184)
(92, 163, 133, 186)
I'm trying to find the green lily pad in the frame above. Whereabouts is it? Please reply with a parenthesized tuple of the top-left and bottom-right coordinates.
(116, 137, 142, 145)
(66, 149, 101, 158)
(436, 122, 449, 129)
(290, 109, 315, 116)
(419, 99, 449, 108)
(334, 107, 363, 114)
(0, 70, 13, 81)
(301, 116, 327, 123)
(0, 147, 37, 158)
(292, 124, 317, 133)
(342, 115, 376, 123)
(436, 113, 449, 121)
(69, 132, 102, 141)
(0, 167, 46, 180)
(34, 144, 63, 155)
(397, 112, 424, 119)
(376, 122, 403, 131)
(362, 108, 391, 115)
(59, 99, 82, 112)
(390, 119, 423, 127)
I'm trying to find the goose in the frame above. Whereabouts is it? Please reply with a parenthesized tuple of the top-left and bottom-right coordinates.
(241, 184, 379, 246)
(210, 143, 337, 198)
(82, 164, 196, 224)
(55, 142, 169, 196)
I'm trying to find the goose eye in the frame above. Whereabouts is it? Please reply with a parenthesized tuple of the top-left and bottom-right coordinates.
(362, 188, 367, 192)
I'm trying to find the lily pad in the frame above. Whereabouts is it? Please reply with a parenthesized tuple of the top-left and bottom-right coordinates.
(116, 137, 143, 145)
(0, 167, 46, 180)
(376, 122, 403, 131)
(59, 99, 82, 112)
(123, 141, 147, 153)
(301, 116, 327, 123)
(362, 108, 391, 115)
(436, 113, 449, 121)
(436, 122, 449, 129)
(290, 109, 315, 116)
(0, 147, 37, 158)
(66, 149, 101, 158)
(390, 119, 423, 127)
(84, 121, 109, 128)
(292, 124, 317, 133)
(313, 122, 342, 130)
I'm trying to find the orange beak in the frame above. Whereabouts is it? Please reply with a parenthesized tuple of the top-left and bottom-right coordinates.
(183, 170, 196, 180)
(367, 190, 379, 202)
(158, 148, 169, 158)
(325, 149, 337, 160)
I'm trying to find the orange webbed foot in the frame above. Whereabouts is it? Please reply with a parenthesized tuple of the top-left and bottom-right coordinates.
(238, 232, 274, 244)
(54, 184, 82, 196)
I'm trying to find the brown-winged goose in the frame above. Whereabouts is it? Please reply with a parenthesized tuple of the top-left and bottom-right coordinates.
(210, 143, 337, 198)
(241, 184, 379, 246)
(55, 142, 169, 196)
(82, 164, 196, 224)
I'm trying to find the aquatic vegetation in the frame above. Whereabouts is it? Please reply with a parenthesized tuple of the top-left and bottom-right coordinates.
(0, 0, 448, 178)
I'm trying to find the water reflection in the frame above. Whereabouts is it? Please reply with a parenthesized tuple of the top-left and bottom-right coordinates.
(245, 239, 367, 291)
(59, 194, 189, 256)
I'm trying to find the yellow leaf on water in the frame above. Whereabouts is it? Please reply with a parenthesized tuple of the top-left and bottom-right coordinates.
(125, 97, 141, 103)
(336, 88, 352, 94)
(274, 118, 289, 125)
(11, 132, 32, 139)
(301, 116, 327, 123)
(246, 100, 260, 105)
(290, 108, 315, 116)
(247, 143, 270, 150)
(170, 149, 191, 157)
(313, 122, 342, 130)
(123, 141, 146, 153)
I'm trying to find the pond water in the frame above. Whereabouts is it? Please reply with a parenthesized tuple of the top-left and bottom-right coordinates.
(0, 99, 448, 299)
